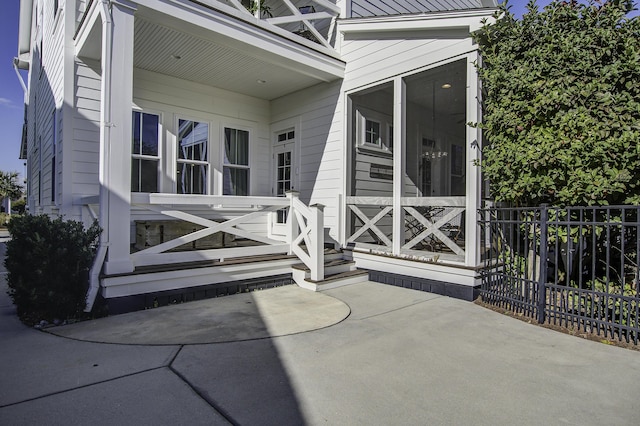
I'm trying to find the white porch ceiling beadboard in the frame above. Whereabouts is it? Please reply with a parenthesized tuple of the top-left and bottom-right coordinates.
(133, 18, 332, 101)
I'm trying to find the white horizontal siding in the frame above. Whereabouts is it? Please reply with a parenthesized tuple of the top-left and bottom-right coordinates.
(271, 81, 344, 242)
(341, 29, 474, 92)
(72, 59, 101, 200)
(349, 0, 487, 17)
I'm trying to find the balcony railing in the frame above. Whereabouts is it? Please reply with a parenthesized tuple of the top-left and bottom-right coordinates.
(201, 0, 340, 49)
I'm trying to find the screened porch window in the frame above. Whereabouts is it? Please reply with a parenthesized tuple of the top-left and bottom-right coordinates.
(223, 128, 249, 196)
(177, 119, 209, 194)
(131, 111, 159, 193)
(404, 59, 467, 197)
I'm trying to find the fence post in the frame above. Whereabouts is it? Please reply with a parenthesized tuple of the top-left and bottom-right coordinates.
(286, 191, 299, 256)
(537, 204, 549, 324)
(309, 203, 325, 281)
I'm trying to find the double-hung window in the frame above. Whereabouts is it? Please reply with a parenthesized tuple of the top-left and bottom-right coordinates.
(131, 111, 160, 192)
(177, 119, 209, 194)
(223, 127, 249, 196)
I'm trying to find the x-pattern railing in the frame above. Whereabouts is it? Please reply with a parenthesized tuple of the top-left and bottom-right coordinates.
(346, 198, 393, 248)
(130, 193, 291, 267)
(346, 196, 466, 258)
(216, 0, 340, 48)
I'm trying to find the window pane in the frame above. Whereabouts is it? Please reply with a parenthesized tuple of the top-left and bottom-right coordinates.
(178, 162, 207, 194)
(365, 120, 380, 145)
(404, 59, 467, 196)
(223, 167, 248, 196)
(132, 111, 141, 154)
(141, 114, 159, 156)
(224, 128, 249, 165)
(178, 120, 208, 161)
(224, 128, 236, 164)
(131, 159, 158, 193)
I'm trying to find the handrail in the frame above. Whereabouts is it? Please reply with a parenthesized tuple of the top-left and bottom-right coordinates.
(287, 192, 324, 281)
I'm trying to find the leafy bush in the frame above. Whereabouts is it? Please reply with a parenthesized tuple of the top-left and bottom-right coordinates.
(472, 0, 640, 206)
(0, 212, 10, 227)
(4, 215, 101, 324)
(11, 199, 26, 215)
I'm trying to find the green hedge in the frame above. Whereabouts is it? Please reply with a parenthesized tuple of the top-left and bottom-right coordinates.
(4, 215, 101, 324)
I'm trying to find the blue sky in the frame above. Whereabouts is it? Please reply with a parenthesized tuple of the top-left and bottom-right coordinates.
(0, 1, 637, 179)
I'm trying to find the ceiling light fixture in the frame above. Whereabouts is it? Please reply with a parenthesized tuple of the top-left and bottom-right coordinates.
(441, 83, 452, 89)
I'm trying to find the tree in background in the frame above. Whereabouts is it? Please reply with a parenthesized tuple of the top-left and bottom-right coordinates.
(473, 0, 640, 206)
(0, 170, 23, 202)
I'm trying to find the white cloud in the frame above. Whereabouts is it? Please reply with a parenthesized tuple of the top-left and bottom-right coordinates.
(0, 97, 22, 110)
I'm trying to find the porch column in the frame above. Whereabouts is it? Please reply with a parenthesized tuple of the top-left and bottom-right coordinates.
(465, 54, 481, 267)
(392, 77, 406, 255)
(101, 0, 137, 275)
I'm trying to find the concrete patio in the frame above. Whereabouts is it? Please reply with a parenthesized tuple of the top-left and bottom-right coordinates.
(1, 241, 639, 425)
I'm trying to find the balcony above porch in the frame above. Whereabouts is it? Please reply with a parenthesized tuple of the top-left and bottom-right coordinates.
(75, 0, 345, 100)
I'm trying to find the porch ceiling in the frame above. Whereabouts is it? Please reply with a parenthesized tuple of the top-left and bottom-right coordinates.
(75, 1, 345, 101)
(133, 17, 337, 101)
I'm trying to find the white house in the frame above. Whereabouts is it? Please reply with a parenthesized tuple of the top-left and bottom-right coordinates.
(16, 0, 497, 314)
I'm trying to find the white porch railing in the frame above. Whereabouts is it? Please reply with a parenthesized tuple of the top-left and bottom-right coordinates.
(199, 0, 340, 48)
(346, 196, 466, 260)
(127, 192, 324, 280)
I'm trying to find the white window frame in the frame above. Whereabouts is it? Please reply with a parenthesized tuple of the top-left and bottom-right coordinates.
(221, 125, 251, 196)
(176, 116, 210, 195)
(131, 109, 162, 193)
(356, 107, 392, 154)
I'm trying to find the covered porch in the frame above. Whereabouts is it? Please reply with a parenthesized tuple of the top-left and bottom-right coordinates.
(72, 0, 346, 307)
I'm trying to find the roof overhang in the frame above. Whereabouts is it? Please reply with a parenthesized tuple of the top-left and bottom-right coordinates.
(75, 0, 345, 100)
(16, 0, 34, 70)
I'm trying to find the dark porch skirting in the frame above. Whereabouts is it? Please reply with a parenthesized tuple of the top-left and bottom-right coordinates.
(367, 270, 480, 302)
(100, 274, 295, 315)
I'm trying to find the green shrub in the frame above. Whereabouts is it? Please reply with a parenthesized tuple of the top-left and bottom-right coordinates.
(0, 212, 10, 227)
(4, 215, 101, 324)
(12, 199, 26, 215)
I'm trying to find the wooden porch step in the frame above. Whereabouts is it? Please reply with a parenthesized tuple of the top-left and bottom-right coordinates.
(297, 269, 370, 292)
(107, 253, 297, 277)
(291, 259, 354, 272)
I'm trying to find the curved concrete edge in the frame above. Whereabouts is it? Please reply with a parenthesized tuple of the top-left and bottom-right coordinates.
(46, 285, 351, 345)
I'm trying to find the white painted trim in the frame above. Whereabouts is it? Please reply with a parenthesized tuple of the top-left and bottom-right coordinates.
(349, 251, 480, 287)
(465, 51, 482, 267)
(131, 192, 290, 208)
(338, 9, 497, 34)
(392, 77, 405, 255)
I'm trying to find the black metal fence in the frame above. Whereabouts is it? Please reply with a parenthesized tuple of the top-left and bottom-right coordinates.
(480, 205, 640, 344)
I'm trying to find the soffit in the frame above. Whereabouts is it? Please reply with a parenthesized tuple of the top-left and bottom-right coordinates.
(133, 17, 334, 101)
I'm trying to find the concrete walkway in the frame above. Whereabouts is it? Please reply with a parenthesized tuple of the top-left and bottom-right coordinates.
(1, 241, 640, 425)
